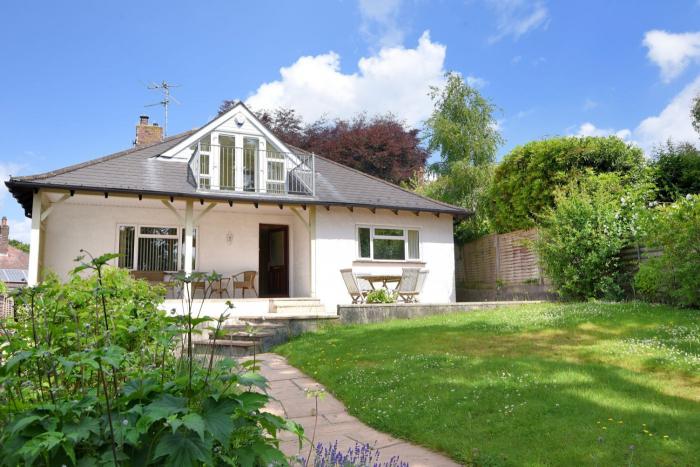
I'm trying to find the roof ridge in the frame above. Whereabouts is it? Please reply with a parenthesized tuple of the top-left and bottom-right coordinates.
(312, 153, 467, 213)
(12, 130, 196, 182)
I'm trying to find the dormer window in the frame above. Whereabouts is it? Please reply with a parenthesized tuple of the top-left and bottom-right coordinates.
(183, 111, 315, 197)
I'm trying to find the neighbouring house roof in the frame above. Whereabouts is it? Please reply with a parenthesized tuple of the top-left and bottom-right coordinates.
(6, 122, 467, 218)
(0, 245, 29, 286)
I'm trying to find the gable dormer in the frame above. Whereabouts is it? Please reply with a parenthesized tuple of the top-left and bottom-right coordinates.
(161, 102, 315, 196)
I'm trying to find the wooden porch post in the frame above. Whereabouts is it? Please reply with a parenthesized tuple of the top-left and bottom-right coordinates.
(28, 191, 43, 286)
(309, 205, 317, 298)
(184, 200, 194, 275)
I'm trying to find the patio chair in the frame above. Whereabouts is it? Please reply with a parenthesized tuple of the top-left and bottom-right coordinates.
(232, 271, 257, 298)
(340, 268, 369, 304)
(395, 268, 428, 303)
(210, 276, 231, 298)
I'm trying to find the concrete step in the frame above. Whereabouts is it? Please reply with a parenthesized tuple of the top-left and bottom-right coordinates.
(217, 331, 276, 339)
(271, 304, 326, 314)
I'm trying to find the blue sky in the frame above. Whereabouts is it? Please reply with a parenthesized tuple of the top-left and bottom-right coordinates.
(2, 0, 700, 241)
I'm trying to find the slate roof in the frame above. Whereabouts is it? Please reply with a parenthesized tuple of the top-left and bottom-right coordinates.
(6, 129, 467, 217)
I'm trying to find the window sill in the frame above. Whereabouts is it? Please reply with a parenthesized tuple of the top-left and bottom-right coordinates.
(352, 259, 426, 265)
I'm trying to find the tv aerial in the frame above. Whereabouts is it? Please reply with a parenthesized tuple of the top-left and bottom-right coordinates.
(145, 81, 181, 136)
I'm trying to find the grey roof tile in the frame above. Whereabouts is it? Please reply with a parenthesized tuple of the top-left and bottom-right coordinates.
(7, 129, 467, 216)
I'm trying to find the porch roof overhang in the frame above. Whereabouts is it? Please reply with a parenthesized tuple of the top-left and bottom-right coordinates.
(5, 180, 471, 218)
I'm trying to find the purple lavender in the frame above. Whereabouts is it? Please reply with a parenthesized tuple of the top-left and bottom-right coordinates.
(300, 441, 409, 467)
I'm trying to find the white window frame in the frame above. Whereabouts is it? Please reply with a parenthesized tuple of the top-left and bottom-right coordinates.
(116, 223, 198, 272)
(356, 225, 421, 262)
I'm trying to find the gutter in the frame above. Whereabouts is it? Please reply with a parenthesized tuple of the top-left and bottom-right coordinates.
(5, 180, 472, 219)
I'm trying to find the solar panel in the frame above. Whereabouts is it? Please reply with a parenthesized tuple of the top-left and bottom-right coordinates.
(0, 269, 28, 284)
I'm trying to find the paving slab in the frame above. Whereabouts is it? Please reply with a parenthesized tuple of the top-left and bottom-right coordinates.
(252, 353, 461, 467)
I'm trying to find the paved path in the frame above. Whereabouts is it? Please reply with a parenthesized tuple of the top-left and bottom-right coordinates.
(255, 353, 460, 466)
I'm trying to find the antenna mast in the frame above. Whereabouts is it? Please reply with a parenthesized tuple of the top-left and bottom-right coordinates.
(145, 81, 180, 136)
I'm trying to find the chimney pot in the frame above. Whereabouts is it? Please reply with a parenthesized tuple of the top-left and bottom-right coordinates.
(135, 115, 163, 146)
(0, 217, 9, 255)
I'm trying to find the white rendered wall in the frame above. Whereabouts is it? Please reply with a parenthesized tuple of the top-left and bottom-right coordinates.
(39, 194, 310, 297)
(314, 208, 456, 311)
(38, 194, 455, 313)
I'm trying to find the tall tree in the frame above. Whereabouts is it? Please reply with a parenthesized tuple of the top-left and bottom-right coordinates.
(416, 72, 503, 242)
(424, 72, 503, 174)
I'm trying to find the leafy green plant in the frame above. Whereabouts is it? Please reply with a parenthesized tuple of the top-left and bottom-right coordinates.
(365, 289, 396, 304)
(650, 141, 700, 202)
(488, 136, 645, 233)
(0, 253, 302, 466)
(635, 195, 700, 307)
(535, 173, 652, 301)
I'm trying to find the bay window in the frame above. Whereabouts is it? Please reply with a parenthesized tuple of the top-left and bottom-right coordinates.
(357, 226, 420, 261)
(117, 224, 197, 272)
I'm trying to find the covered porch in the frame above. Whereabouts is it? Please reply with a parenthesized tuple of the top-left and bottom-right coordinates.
(28, 190, 329, 315)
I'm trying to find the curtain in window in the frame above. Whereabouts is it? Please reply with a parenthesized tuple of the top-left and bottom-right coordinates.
(408, 230, 420, 259)
(138, 237, 179, 271)
(118, 226, 135, 269)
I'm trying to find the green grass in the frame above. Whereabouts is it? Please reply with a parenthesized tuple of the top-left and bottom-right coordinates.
(276, 302, 700, 466)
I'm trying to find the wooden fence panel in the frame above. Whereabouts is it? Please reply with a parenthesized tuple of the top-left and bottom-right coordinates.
(456, 229, 661, 301)
(456, 228, 552, 301)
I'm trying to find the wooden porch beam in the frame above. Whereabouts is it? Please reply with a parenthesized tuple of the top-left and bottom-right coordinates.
(193, 202, 217, 224)
(160, 200, 184, 223)
(40, 193, 70, 222)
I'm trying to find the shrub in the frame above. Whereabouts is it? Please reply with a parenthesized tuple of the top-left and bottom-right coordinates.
(650, 141, 700, 202)
(535, 173, 651, 301)
(0, 253, 301, 466)
(365, 289, 396, 304)
(488, 136, 645, 233)
(635, 195, 700, 307)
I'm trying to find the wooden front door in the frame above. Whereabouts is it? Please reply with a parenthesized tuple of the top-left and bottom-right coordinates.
(258, 224, 289, 297)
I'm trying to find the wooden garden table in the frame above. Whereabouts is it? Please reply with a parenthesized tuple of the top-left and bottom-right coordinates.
(354, 273, 402, 290)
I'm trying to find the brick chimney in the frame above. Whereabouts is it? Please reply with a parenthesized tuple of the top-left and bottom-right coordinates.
(0, 217, 9, 256)
(135, 115, 163, 146)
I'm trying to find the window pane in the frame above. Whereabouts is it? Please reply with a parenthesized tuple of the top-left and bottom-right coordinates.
(243, 138, 258, 191)
(373, 239, 405, 260)
(118, 226, 135, 269)
(408, 230, 420, 259)
(199, 153, 210, 175)
(219, 146, 235, 190)
(140, 226, 177, 236)
(199, 133, 211, 152)
(138, 237, 179, 271)
(375, 228, 404, 237)
(358, 227, 370, 258)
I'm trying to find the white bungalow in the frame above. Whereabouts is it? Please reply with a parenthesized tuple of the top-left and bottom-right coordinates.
(6, 102, 466, 316)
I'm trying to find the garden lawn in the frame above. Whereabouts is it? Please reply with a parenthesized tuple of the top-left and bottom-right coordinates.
(276, 302, 700, 466)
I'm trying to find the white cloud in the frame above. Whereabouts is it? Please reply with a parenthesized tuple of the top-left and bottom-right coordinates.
(358, 0, 405, 48)
(7, 218, 30, 243)
(635, 74, 700, 150)
(246, 31, 447, 126)
(571, 75, 700, 154)
(575, 122, 632, 141)
(487, 0, 550, 43)
(0, 162, 24, 210)
(466, 75, 487, 88)
(643, 30, 700, 82)
(583, 98, 599, 110)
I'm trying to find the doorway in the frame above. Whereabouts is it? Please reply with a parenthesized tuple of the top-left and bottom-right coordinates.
(258, 224, 289, 297)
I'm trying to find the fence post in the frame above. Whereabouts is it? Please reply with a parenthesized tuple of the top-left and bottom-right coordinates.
(495, 233, 501, 300)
